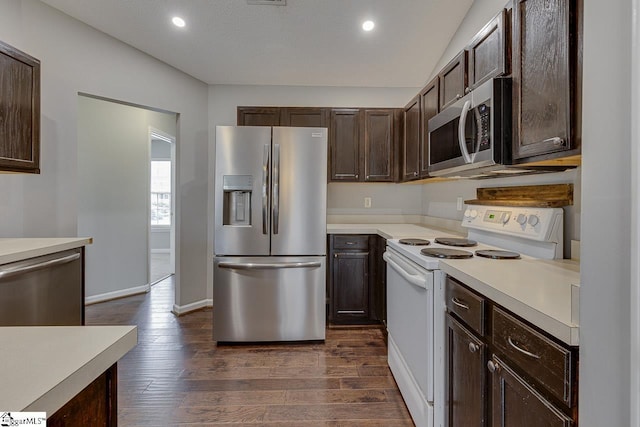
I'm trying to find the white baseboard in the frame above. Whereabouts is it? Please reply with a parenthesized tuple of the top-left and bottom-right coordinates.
(85, 284, 150, 305)
(151, 249, 170, 254)
(172, 299, 213, 316)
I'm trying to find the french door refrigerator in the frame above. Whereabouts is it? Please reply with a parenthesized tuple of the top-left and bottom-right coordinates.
(213, 126, 327, 342)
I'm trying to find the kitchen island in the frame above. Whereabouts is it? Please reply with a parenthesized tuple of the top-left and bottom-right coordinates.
(0, 325, 136, 423)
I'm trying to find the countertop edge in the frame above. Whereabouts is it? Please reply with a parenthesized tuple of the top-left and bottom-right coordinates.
(0, 238, 93, 265)
(440, 263, 579, 346)
(23, 326, 137, 415)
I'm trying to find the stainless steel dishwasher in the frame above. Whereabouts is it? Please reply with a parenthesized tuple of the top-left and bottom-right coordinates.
(0, 248, 84, 325)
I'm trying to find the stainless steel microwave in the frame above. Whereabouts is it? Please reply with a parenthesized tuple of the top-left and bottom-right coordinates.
(428, 77, 512, 177)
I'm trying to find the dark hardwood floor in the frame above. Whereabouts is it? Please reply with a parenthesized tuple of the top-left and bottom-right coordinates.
(85, 277, 414, 426)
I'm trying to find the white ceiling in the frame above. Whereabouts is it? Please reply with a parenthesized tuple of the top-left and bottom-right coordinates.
(40, 0, 474, 88)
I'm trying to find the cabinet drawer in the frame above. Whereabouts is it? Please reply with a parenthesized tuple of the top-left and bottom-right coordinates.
(332, 235, 369, 250)
(445, 276, 485, 335)
(491, 306, 574, 406)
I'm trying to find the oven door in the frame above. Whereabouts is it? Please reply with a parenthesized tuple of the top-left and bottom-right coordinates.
(384, 247, 434, 426)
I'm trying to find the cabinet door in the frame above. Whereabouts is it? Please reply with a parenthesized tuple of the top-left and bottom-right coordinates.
(364, 109, 395, 182)
(439, 50, 468, 110)
(237, 107, 281, 126)
(332, 251, 370, 322)
(446, 315, 486, 427)
(468, 9, 508, 90)
(512, 0, 575, 160)
(280, 107, 328, 127)
(402, 96, 420, 181)
(420, 78, 439, 178)
(0, 41, 40, 173)
(330, 109, 361, 181)
(489, 356, 573, 427)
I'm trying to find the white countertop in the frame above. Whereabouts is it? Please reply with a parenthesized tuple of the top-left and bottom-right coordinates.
(329, 222, 580, 346)
(0, 325, 137, 414)
(440, 258, 580, 345)
(327, 223, 460, 239)
(0, 238, 93, 265)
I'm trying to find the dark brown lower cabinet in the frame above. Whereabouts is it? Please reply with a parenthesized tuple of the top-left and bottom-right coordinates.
(48, 363, 117, 427)
(331, 251, 370, 322)
(328, 234, 385, 325)
(489, 356, 573, 427)
(445, 275, 578, 427)
(446, 315, 486, 427)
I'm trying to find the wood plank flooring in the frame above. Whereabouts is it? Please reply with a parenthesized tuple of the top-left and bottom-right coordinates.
(85, 277, 414, 426)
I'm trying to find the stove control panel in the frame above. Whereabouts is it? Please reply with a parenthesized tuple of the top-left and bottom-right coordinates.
(462, 206, 563, 242)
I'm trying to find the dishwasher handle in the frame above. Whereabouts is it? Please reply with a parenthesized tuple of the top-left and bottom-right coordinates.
(383, 251, 428, 289)
(0, 253, 81, 280)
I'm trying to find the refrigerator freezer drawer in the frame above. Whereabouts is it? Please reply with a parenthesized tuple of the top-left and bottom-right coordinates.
(213, 256, 326, 342)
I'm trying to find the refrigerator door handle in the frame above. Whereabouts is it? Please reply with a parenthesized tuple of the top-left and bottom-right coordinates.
(272, 143, 280, 234)
(218, 261, 322, 270)
(262, 144, 270, 235)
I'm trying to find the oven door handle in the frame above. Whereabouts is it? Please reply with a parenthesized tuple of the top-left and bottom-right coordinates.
(458, 100, 473, 164)
(383, 251, 428, 290)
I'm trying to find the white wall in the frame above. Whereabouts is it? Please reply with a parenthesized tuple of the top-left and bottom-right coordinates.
(0, 0, 209, 308)
(328, 183, 422, 216)
(580, 0, 632, 425)
(77, 96, 175, 298)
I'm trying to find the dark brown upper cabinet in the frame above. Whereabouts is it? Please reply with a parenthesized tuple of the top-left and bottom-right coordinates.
(438, 50, 468, 110)
(467, 9, 509, 90)
(419, 77, 439, 178)
(363, 109, 398, 182)
(0, 40, 40, 174)
(402, 95, 421, 181)
(280, 107, 328, 127)
(237, 106, 281, 126)
(329, 108, 361, 181)
(511, 0, 580, 161)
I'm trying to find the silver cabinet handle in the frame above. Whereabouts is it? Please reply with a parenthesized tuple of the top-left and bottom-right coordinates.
(507, 336, 541, 359)
(262, 144, 270, 235)
(487, 360, 500, 373)
(468, 342, 480, 353)
(345, 242, 356, 245)
(355, 174, 359, 179)
(544, 137, 565, 146)
(337, 310, 365, 314)
(218, 261, 321, 270)
(451, 297, 470, 310)
(0, 253, 80, 280)
(272, 143, 280, 235)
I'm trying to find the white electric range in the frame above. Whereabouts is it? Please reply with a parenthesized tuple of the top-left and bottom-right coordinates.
(383, 205, 564, 427)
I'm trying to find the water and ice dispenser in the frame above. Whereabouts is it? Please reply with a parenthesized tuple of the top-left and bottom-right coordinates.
(222, 175, 252, 226)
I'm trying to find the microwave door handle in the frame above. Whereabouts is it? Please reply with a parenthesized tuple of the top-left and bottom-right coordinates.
(469, 108, 483, 163)
(458, 100, 473, 164)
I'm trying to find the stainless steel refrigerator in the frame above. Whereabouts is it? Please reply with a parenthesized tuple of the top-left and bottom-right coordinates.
(213, 126, 327, 342)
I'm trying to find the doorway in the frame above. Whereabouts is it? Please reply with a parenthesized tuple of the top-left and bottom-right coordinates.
(149, 128, 176, 284)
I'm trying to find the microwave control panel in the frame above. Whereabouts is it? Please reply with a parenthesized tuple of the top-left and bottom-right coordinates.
(476, 103, 491, 150)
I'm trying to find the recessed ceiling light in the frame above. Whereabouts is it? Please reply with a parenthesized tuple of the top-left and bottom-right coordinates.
(362, 20, 375, 32)
(172, 16, 186, 28)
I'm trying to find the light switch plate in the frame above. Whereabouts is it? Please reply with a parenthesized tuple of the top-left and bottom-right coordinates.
(364, 197, 372, 208)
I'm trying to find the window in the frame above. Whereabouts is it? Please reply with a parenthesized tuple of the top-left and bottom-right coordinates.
(151, 160, 171, 226)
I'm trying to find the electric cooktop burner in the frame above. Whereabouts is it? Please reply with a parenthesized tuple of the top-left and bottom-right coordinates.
(398, 238, 431, 246)
(420, 248, 474, 259)
(434, 237, 478, 247)
(475, 250, 521, 259)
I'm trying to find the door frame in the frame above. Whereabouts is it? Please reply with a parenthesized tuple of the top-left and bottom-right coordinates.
(149, 127, 177, 284)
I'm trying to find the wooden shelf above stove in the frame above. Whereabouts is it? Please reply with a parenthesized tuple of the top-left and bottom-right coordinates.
(465, 184, 574, 208)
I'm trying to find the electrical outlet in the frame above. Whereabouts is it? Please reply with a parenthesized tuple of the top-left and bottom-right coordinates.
(456, 196, 463, 211)
(364, 197, 372, 208)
